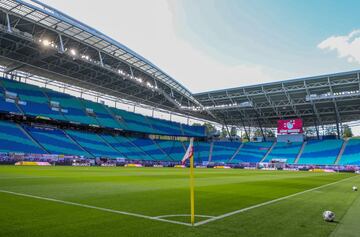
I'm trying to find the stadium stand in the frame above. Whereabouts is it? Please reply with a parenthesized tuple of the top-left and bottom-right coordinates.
(145, 116, 183, 136)
(338, 138, 360, 165)
(211, 141, 241, 163)
(0, 120, 45, 154)
(155, 140, 185, 161)
(231, 142, 273, 163)
(113, 135, 154, 160)
(44, 89, 99, 126)
(65, 130, 121, 158)
(297, 139, 343, 165)
(0, 85, 22, 114)
(127, 137, 169, 161)
(264, 142, 303, 164)
(80, 99, 125, 129)
(193, 141, 211, 162)
(25, 126, 93, 157)
(0, 77, 205, 137)
(0, 78, 64, 120)
(109, 108, 155, 134)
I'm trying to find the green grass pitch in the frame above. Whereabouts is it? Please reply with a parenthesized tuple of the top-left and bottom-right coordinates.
(0, 166, 359, 237)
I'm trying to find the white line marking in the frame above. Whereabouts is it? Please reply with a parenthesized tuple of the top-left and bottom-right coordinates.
(154, 214, 215, 219)
(194, 175, 357, 226)
(0, 190, 192, 227)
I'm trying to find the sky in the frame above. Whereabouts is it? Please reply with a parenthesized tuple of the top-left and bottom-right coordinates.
(40, 0, 360, 93)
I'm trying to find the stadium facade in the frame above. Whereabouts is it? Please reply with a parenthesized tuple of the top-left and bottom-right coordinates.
(0, 0, 360, 167)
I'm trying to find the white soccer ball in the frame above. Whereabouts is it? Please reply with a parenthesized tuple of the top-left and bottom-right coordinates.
(353, 186, 358, 191)
(323, 211, 335, 222)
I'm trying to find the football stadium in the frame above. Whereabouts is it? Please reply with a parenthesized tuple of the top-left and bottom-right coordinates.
(0, 1, 360, 237)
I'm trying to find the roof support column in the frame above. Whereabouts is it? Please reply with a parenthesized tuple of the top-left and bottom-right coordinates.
(6, 13, 11, 33)
(257, 117, 266, 142)
(334, 109, 341, 139)
(98, 51, 104, 67)
(314, 120, 320, 140)
(223, 120, 233, 142)
(239, 116, 250, 141)
(58, 34, 64, 53)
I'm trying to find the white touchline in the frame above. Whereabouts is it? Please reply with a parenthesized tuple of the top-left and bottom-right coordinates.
(0, 189, 192, 227)
(194, 175, 358, 226)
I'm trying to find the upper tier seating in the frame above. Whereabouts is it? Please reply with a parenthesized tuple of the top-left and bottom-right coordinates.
(0, 85, 21, 114)
(338, 138, 360, 165)
(145, 116, 183, 136)
(0, 78, 65, 120)
(231, 142, 273, 163)
(155, 140, 185, 161)
(211, 141, 241, 162)
(65, 130, 121, 158)
(109, 108, 156, 134)
(0, 77, 206, 137)
(264, 142, 303, 164)
(297, 139, 343, 165)
(44, 89, 99, 125)
(80, 100, 126, 129)
(182, 124, 206, 137)
(0, 120, 45, 154)
(25, 126, 93, 157)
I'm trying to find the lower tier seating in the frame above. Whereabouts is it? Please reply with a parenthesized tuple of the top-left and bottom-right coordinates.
(338, 138, 360, 165)
(297, 140, 343, 165)
(231, 142, 273, 163)
(211, 141, 241, 163)
(0, 120, 45, 154)
(264, 142, 303, 164)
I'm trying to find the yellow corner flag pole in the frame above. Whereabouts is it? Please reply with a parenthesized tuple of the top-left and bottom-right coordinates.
(189, 140, 195, 226)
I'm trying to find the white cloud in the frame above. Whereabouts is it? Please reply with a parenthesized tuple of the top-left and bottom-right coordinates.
(42, 0, 290, 93)
(318, 30, 360, 64)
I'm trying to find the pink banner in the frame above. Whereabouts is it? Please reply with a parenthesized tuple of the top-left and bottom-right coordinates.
(277, 119, 303, 134)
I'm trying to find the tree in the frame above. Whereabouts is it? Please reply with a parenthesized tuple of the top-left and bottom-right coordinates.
(202, 122, 217, 135)
(265, 129, 275, 137)
(343, 125, 353, 138)
(325, 126, 337, 136)
(253, 128, 263, 137)
(220, 127, 228, 138)
(230, 127, 237, 137)
(304, 127, 316, 137)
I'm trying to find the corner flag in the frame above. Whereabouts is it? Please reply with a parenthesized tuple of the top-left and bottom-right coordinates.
(182, 138, 195, 225)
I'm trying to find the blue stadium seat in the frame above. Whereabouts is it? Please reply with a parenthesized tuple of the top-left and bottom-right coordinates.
(265, 142, 303, 164)
(145, 116, 183, 136)
(231, 142, 273, 163)
(0, 120, 45, 154)
(181, 124, 206, 137)
(109, 108, 155, 134)
(155, 140, 185, 161)
(338, 138, 360, 165)
(0, 78, 64, 120)
(44, 89, 98, 125)
(81, 99, 126, 129)
(297, 140, 343, 165)
(25, 126, 93, 157)
(65, 130, 121, 158)
(211, 141, 241, 163)
(127, 137, 170, 161)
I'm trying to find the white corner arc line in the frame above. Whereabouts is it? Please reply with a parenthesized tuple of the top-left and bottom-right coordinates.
(154, 214, 215, 219)
(0, 190, 192, 227)
(194, 175, 357, 226)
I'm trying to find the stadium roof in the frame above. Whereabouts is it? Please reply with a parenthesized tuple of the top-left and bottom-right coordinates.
(0, 0, 212, 119)
(0, 0, 360, 129)
(194, 70, 360, 128)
